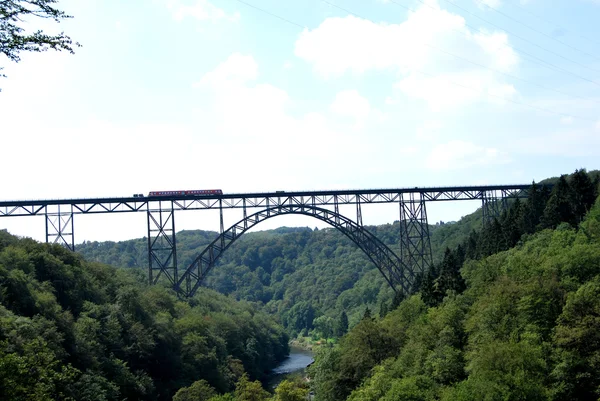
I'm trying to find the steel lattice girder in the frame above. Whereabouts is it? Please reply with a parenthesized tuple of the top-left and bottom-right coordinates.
(0, 185, 535, 217)
(176, 205, 412, 298)
(147, 202, 178, 286)
(399, 194, 433, 278)
(482, 189, 509, 225)
(45, 204, 75, 251)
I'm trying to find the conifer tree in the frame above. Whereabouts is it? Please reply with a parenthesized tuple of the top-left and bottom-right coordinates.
(522, 182, 551, 233)
(420, 267, 439, 307)
(570, 169, 597, 224)
(435, 248, 465, 300)
(502, 198, 523, 249)
(391, 288, 405, 310)
(465, 230, 479, 260)
(379, 300, 388, 319)
(335, 311, 349, 337)
(542, 175, 574, 228)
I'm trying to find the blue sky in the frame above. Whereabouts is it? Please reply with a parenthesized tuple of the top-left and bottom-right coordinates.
(0, 0, 599, 242)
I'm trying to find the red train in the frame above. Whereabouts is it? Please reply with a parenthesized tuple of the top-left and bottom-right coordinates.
(144, 189, 223, 197)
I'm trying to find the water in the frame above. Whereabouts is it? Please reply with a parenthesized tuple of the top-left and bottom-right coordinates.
(267, 346, 314, 390)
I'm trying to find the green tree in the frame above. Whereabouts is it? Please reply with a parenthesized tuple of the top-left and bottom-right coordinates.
(570, 169, 598, 224)
(234, 374, 269, 401)
(390, 289, 405, 311)
(542, 175, 574, 228)
(1, 0, 79, 83)
(435, 248, 465, 300)
(273, 379, 308, 401)
(552, 276, 600, 400)
(173, 379, 217, 401)
(335, 311, 348, 337)
(379, 300, 388, 318)
(521, 182, 549, 234)
(313, 315, 334, 339)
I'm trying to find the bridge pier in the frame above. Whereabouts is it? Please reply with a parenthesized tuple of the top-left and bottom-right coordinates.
(399, 194, 433, 283)
(45, 205, 75, 251)
(482, 190, 508, 225)
(147, 201, 178, 286)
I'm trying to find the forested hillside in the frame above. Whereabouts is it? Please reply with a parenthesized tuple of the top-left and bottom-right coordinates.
(0, 231, 288, 400)
(309, 170, 600, 401)
(77, 203, 484, 333)
(79, 173, 597, 335)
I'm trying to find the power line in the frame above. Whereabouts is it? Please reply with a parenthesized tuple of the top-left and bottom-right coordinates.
(502, 0, 600, 47)
(320, 0, 598, 119)
(229, 0, 597, 122)
(474, 0, 599, 61)
(437, 0, 600, 74)
(414, 70, 595, 122)
(232, 0, 306, 29)
(391, 0, 600, 88)
(322, 0, 598, 103)
(382, 0, 600, 101)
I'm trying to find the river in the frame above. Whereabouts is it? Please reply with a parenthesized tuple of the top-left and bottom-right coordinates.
(267, 346, 314, 390)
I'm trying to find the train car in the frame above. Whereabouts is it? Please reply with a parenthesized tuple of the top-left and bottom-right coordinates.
(148, 189, 223, 197)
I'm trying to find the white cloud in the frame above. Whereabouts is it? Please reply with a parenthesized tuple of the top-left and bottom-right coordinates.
(166, 0, 240, 22)
(294, 1, 519, 110)
(395, 71, 516, 111)
(560, 116, 574, 125)
(515, 129, 600, 157)
(330, 90, 371, 125)
(195, 52, 258, 87)
(426, 140, 509, 170)
(193, 54, 372, 171)
(417, 120, 443, 141)
(595, 120, 600, 130)
(472, 31, 518, 72)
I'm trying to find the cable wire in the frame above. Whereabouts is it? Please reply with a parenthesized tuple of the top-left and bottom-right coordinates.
(474, 0, 599, 61)
(381, 0, 600, 102)
(391, 0, 600, 88)
(228, 0, 598, 122)
(232, 0, 306, 29)
(502, 0, 600, 47)
(437, 0, 600, 74)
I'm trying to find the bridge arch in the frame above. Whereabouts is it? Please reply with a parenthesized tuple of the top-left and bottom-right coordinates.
(176, 205, 415, 298)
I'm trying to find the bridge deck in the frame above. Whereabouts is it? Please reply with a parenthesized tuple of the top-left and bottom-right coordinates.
(0, 184, 533, 217)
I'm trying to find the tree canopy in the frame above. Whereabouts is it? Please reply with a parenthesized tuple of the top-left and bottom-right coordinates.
(1, 0, 78, 82)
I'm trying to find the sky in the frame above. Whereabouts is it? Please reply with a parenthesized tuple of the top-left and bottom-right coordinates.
(0, 0, 599, 243)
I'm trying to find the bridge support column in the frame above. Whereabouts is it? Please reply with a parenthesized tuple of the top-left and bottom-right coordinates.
(45, 205, 75, 251)
(356, 196, 363, 226)
(147, 201, 178, 286)
(482, 190, 508, 226)
(399, 193, 433, 283)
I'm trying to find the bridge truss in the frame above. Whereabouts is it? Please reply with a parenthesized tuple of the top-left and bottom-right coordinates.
(0, 185, 531, 295)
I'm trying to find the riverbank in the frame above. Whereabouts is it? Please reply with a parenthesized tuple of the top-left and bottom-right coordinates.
(266, 346, 314, 390)
(289, 337, 336, 351)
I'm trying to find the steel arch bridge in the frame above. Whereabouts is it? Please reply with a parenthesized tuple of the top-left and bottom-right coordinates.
(0, 184, 539, 296)
(177, 204, 413, 298)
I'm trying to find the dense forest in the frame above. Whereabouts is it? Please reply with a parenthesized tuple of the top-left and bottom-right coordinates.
(78, 172, 598, 339)
(308, 169, 600, 400)
(3, 169, 599, 400)
(76, 199, 494, 335)
(0, 231, 289, 400)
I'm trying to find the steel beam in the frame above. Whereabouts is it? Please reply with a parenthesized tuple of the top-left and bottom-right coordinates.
(0, 185, 535, 217)
(147, 201, 178, 286)
(399, 193, 432, 282)
(482, 190, 508, 225)
(177, 205, 410, 297)
(45, 205, 75, 251)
